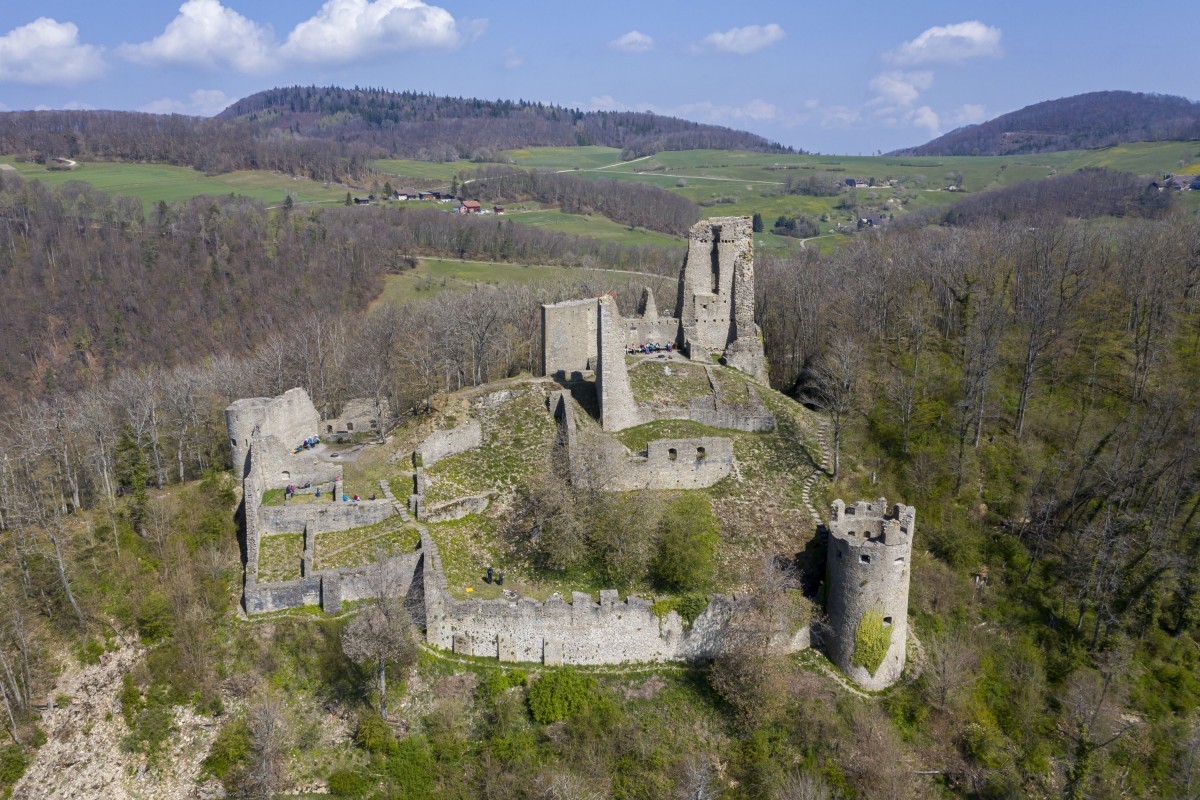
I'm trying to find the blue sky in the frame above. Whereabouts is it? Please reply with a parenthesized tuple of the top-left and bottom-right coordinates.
(0, 0, 1196, 154)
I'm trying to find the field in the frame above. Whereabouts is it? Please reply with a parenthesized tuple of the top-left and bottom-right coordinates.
(0, 159, 348, 209)
(500, 208, 683, 247)
(371, 257, 676, 308)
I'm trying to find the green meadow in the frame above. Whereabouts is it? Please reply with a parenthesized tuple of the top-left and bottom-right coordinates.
(371, 257, 676, 309)
(0, 159, 347, 209)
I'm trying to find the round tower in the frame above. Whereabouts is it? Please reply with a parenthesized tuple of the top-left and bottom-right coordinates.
(825, 497, 914, 690)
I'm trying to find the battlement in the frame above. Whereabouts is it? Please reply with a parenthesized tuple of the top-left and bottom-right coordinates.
(829, 497, 915, 547)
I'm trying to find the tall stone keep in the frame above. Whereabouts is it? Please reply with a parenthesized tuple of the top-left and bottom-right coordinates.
(595, 295, 640, 431)
(677, 216, 767, 382)
(225, 388, 321, 479)
(825, 498, 914, 690)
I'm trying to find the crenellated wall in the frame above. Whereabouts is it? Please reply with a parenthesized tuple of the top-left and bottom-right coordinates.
(419, 531, 802, 665)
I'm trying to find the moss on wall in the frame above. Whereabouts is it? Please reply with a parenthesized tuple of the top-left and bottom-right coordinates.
(852, 609, 891, 676)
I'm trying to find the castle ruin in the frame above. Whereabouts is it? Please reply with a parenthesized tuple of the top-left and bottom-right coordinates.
(825, 498, 915, 690)
(223, 216, 916, 691)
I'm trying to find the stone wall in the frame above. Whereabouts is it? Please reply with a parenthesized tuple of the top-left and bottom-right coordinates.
(591, 437, 734, 491)
(542, 298, 598, 377)
(596, 296, 641, 431)
(321, 397, 390, 435)
(418, 418, 483, 466)
(226, 388, 321, 478)
(242, 550, 421, 615)
(258, 500, 397, 535)
(675, 216, 767, 382)
(825, 498, 914, 690)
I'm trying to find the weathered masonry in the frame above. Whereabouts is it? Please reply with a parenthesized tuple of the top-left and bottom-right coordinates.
(825, 498, 915, 690)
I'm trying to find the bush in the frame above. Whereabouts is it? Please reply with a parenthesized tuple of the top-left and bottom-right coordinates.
(200, 718, 251, 784)
(478, 668, 528, 703)
(354, 711, 398, 755)
(328, 768, 373, 797)
(652, 495, 718, 592)
(852, 610, 891, 676)
(383, 736, 435, 797)
(0, 744, 29, 792)
(527, 668, 599, 724)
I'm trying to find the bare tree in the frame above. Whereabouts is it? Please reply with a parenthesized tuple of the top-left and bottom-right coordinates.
(923, 628, 979, 710)
(243, 694, 290, 799)
(810, 336, 863, 479)
(342, 593, 417, 721)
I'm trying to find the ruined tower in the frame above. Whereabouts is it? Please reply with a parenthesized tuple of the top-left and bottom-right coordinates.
(678, 216, 767, 382)
(595, 295, 641, 431)
(825, 498, 914, 690)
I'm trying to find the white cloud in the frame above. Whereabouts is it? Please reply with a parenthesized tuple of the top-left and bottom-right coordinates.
(34, 101, 97, 111)
(868, 71, 933, 107)
(947, 103, 988, 127)
(281, 0, 466, 64)
(675, 98, 779, 123)
(698, 23, 784, 55)
(910, 106, 941, 137)
(610, 30, 653, 53)
(588, 95, 630, 112)
(120, 0, 274, 72)
(887, 20, 1002, 65)
(139, 88, 233, 116)
(819, 105, 861, 128)
(502, 48, 523, 69)
(0, 18, 106, 85)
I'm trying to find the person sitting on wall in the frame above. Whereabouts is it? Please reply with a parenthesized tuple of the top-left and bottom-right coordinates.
(315, 488, 321, 498)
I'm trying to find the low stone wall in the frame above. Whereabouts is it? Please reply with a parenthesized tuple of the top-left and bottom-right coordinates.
(258, 500, 396, 536)
(419, 530, 804, 665)
(418, 418, 483, 466)
(243, 551, 421, 615)
(602, 437, 734, 491)
(424, 493, 493, 523)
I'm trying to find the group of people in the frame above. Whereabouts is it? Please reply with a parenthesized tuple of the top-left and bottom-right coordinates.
(292, 435, 321, 454)
(283, 481, 313, 500)
(340, 493, 377, 503)
(627, 341, 672, 355)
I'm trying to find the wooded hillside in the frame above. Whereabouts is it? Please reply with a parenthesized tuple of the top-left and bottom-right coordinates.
(894, 91, 1200, 156)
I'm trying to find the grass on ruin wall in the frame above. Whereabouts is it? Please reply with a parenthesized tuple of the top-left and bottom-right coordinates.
(418, 385, 556, 506)
(258, 533, 304, 583)
(313, 517, 420, 571)
(852, 609, 891, 676)
(628, 359, 714, 407)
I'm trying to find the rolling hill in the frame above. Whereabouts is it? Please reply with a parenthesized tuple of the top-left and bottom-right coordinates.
(217, 85, 793, 159)
(894, 90, 1200, 156)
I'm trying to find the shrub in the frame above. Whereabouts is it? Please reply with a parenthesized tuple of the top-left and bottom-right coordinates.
(478, 668, 528, 703)
(354, 711, 398, 755)
(527, 668, 598, 724)
(328, 768, 373, 797)
(383, 736, 434, 797)
(852, 609, 891, 676)
(652, 495, 718, 592)
(0, 744, 29, 792)
(200, 718, 251, 784)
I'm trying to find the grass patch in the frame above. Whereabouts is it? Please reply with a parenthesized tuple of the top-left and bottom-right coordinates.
(421, 385, 556, 506)
(258, 533, 304, 582)
(627, 359, 713, 407)
(313, 517, 420, 571)
(710, 365, 753, 404)
(0, 160, 346, 209)
(615, 419, 729, 453)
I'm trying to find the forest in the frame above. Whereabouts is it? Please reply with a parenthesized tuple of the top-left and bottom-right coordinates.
(0, 172, 685, 405)
(895, 90, 1200, 156)
(0, 159, 1198, 798)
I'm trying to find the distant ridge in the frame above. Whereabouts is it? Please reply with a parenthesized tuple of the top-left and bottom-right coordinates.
(217, 85, 794, 159)
(892, 91, 1200, 156)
